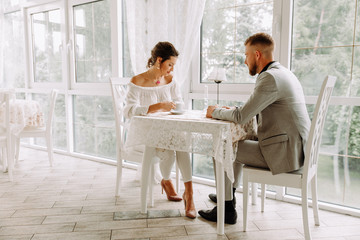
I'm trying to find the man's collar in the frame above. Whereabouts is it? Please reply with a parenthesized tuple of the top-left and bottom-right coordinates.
(259, 61, 275, 74)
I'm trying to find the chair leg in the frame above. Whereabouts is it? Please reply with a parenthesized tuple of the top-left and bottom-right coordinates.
(261, 183, 265, 212)
(15, 137, 20, 165)
(115, 155, 122, 197)
(176, 162, 180, 193)
(311, 177, 320, 226)
(1, 148, 7, 172)
(251, 183, 257, 205)
(243, 172, 249, 232)
(46, 133, 54, 166)
(7, 137, 15, 181)
(301, 187, 311, 240)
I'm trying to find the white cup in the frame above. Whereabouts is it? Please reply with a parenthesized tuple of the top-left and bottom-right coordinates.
(175, 102, 184, 111)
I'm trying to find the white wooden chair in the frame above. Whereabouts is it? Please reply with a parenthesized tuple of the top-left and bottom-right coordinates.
(242, 76, 336, 240)
(0, 92, 14, 181)
(14, 89, 58, 167)
(110, 77, 180, 201)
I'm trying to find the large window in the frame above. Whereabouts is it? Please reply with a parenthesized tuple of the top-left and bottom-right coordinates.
(201, 0, 273, 84)
(31, 9, 62, 83)
(194, 0, 274, 179)
(2, 0, 117, 160)
(290, 0, 360, 210)
(73, 0, 111, 83)
(2, 10, 25, 88)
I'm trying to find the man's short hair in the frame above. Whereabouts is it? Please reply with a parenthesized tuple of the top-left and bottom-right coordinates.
(244, 33, 274, 50)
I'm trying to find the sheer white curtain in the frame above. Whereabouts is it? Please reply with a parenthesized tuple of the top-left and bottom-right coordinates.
(0, 3, 4, 87)
(124, 0, 205, 94)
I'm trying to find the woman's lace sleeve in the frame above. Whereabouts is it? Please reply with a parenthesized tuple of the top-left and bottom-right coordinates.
(124, 85, 149, 119)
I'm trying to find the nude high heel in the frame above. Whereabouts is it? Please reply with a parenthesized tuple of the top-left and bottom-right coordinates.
(183, 181, 196, 219)
(160, 179, 182, 201)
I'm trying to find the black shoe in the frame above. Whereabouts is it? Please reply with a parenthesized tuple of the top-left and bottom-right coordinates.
(208, 188, 236, 205)
(198, 206, 237, 224)
(208, 193, 217, 203)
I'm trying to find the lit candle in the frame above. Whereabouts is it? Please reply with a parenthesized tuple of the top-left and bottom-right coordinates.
(204, 85, 208, 99)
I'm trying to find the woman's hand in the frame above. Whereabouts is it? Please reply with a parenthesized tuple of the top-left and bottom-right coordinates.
(148, 101, 175, 113)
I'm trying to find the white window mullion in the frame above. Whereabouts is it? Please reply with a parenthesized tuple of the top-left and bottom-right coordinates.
(278, 0, 293, 68)
(272, 0, 293, 200)
(110, 0, 122, 78)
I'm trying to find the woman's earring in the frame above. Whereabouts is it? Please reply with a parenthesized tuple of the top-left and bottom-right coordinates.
(156, 64, 160, 70)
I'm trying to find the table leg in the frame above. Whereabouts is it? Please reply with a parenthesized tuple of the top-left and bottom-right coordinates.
(215, 162, 225, 235)
(141, 146, 154, 213)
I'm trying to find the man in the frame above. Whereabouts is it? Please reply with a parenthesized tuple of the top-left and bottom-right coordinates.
(198, 33, 311, 224)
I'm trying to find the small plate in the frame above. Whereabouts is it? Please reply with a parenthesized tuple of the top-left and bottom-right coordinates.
(170, 110, 185, 115)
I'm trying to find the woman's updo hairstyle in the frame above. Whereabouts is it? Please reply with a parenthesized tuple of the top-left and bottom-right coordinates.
(147, 41, 179, 68)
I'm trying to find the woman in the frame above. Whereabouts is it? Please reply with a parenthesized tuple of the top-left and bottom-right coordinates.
(124, 41, 196, 219)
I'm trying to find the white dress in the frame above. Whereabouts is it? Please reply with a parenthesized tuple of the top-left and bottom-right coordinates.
(124, 80, 192, 182)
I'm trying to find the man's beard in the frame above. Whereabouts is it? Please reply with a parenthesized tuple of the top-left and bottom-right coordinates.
(249, 63, 257, 76)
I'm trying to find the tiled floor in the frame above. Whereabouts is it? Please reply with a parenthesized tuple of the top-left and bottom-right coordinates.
(1, 148, 360, 240)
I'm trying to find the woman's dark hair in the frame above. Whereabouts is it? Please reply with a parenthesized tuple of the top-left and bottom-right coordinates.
(147, 41, 179, 68)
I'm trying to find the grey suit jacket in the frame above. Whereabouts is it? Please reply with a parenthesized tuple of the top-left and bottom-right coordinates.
(212, 62, 311, 175)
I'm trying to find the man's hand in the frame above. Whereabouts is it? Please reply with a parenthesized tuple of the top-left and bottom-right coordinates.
(206, 105, 217, 118)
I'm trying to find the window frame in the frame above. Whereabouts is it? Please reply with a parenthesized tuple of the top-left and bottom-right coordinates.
(25, 0, 68, 90)
(189, 0, 289, 102)
(67, 0, 117, 92)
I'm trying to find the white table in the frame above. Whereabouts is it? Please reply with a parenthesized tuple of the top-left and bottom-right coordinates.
(125, 110, 257, 235)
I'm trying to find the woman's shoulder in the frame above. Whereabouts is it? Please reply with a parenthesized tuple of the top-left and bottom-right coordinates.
(131, 73, 147, 86)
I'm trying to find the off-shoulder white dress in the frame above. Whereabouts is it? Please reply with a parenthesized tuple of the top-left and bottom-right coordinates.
(124, 80, 192, 182)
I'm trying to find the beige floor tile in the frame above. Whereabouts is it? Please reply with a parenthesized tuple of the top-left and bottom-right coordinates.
(53, 198, 115, 208)
(311, 225, 360, 238)
(31, 231, 111, 240)
(0, 216, 45, 227)
(320, 214, 360, 227)
(25, 194, 87, 203)
(111, 226, 187, 239)
(0, 234, 33, 240)
(0, 223, 75, 235)
(0, 210, 15, 218)
(0, 201, 55, 210)
(12, 207, 81, 217)
(152, 234, 229, 240)
(226, 228, 303, 240)
(75, 219, 147, 231)
(147, 216, 203, 227)
(81, 205, 128, 214)
(43, 213, 113, 224)
(253, 218, 317, 231)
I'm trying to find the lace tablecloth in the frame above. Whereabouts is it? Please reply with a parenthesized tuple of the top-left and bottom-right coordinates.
(0, 98, 44, 135)
(125, 110, 257, 182)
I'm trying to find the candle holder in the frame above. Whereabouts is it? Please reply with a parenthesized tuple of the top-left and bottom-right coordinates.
(208, 67, 227, 104)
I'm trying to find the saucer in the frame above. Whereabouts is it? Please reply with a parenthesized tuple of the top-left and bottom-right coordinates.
(170, 110, 185, 115)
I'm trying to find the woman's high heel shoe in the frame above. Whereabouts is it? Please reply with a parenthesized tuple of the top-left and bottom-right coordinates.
(183, 181, 196, 219)
(161, 179, 182, 201)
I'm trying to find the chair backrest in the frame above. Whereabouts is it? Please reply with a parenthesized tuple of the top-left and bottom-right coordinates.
(0, 92, 11, 140)
(46, 89, 59, 131)
(303, 76, 336, 183)
(110, 77, 131, 154)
